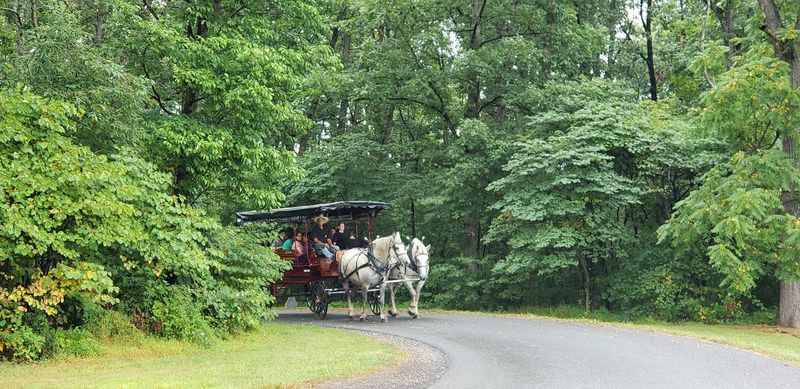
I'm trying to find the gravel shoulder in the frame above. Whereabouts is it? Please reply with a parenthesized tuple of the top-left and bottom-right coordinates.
(316, 331, 447, 389)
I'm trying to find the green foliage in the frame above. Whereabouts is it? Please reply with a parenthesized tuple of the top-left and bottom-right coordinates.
(487, 101, 645, 278)
(105, 0, 334, 213)
(698, 46, 800, 152)
(83, 308, 143, 341)
(151, 288, 215, 344)
(0, 88, 288, 360)
(0, 324, 45, 362)
(659, 150, 800, 297)
(51, 328, 101, 358)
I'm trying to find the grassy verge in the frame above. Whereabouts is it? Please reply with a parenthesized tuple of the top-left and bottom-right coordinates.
(0, 322, 401, 388)
(430, 305, 800, 366)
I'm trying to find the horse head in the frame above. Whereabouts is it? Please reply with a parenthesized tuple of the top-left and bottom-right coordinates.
(389, 232, 410, 267)
(410, 238, 431, 280)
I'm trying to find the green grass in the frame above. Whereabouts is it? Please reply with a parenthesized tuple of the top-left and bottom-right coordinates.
(0, 323, 401, 389)
(432, 305, 800, 366)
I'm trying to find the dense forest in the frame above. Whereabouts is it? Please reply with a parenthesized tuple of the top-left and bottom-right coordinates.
(2, 0, 800, 361)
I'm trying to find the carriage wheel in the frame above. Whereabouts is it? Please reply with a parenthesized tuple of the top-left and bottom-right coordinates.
(306, 281, 329, 319)
(368, 291, 381, 316)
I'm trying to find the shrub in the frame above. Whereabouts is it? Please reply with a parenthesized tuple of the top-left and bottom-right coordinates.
(151, 288, 216, 344)
(83, 308, 143, 341)
(52, 328, 101, 358)
(0, 325, 45, 362)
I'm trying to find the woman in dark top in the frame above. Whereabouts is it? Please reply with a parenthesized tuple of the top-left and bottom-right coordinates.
(332, 222, 348, 249)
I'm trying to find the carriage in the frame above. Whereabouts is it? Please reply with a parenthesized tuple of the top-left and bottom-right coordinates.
(235, 201, 393, 319)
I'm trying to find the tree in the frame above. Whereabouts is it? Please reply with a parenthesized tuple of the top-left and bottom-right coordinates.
(753, 0, 800, 327)
(487, 100, 646, 311)
(108, 0, 335, 215)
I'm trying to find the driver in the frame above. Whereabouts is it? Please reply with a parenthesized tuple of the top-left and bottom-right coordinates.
(309, 215, 336, 260)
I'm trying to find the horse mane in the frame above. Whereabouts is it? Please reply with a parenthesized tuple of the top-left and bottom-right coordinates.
(370, 234, 394, 262)
(370, 232, 407, 265)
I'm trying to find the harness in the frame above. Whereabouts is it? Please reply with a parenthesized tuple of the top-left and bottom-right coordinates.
(341, 239, 405, 283)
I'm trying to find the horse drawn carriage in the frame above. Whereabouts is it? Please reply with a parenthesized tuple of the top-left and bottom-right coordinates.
(236, 201, 417, 320)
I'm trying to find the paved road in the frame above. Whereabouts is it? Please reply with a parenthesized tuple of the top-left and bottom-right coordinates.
(280, 309, 800, 389)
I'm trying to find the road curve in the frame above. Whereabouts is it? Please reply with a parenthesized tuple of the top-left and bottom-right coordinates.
(279, 309, 800, 389)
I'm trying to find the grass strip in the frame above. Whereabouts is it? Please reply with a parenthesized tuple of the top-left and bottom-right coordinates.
(0, 322, 401, 388)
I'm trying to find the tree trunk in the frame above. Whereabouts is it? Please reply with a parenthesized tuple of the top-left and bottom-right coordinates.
(336, 28, 351, 133)
(642, 0, 658, 101)
(11, 0, 23, 55)
(710, 0, 740, 63)
(94, 3, 105, 45)
(465, 221, 479, 258)
(780, 282, 800, 328)
(465, 0, 484, 119)
(380, 105, 394, 144)
(579, 256, 591, 312)
(410, 198, 417, 238)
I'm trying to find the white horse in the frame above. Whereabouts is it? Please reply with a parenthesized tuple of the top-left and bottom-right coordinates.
(388, 238, 430, 318)
(339, 232, 410, 322)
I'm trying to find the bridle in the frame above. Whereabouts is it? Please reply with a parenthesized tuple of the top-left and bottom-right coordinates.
(407, 245, 429, 276)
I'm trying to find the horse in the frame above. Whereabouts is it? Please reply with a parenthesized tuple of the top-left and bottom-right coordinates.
(338, 232, 410, 322)
(388, 238, 430, 319)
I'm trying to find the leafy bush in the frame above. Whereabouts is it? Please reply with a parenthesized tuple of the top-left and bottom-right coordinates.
(426, 256, 495, 310)
(83, 307, 143, 341)
(0, 324, 45, 362)
(51, 328, 101, 358)
(0, 88, 288, 360)
(152, 288, 216, 344)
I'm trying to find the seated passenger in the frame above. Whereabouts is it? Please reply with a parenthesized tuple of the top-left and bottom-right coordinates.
(281, 232, 294, 251)
(276, 230, 292, 249)
(332, 223, 348, 250)
(292, 232, 307, 265)
(312, 236, 335, 260)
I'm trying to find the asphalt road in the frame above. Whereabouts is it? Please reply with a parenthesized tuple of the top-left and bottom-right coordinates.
(279, 309, 800, 389)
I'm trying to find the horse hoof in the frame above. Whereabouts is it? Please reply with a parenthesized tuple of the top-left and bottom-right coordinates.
(408, 310, 418, 319)
(381, 317, 388, 323)
(359, 316, 366, 321)
(389, 310, 398, 318)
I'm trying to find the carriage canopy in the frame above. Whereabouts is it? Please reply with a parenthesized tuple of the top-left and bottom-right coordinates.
(235, 201, 390, 224)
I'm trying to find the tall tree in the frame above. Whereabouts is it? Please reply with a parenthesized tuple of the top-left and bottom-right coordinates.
(756, 0, 800, 328)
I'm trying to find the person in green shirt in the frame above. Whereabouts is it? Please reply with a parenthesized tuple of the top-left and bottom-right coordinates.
(278, 229, 293, 251)
(281, 236, 293, 251)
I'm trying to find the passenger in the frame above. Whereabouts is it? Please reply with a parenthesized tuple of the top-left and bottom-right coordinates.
(292, 232, 307, 265)
(328, 227, 338, 248)
(312, 235, 335, 260)
(276, 229, 292, 249)
(332, 223, 348, 249)
(281, 230, 294, 251)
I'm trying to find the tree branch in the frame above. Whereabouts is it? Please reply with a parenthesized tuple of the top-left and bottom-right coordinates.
(757, 0, 789, 62)
(141, 0, 160, 20)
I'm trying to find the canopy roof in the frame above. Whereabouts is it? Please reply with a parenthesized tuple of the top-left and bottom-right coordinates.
(236, 201, 390, 224)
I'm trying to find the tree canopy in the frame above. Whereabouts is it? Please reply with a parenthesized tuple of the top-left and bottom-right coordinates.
(3, 0, 800, 361)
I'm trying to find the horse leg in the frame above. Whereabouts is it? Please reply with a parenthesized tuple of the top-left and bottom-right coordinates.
(413, 280, 426, 318)
(359, 288, 368, 321)
(379, 282, 388, 322)
(405, 280, 418, 318)
(343, 280, 354, 320)
(388, 283, 398, 317)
